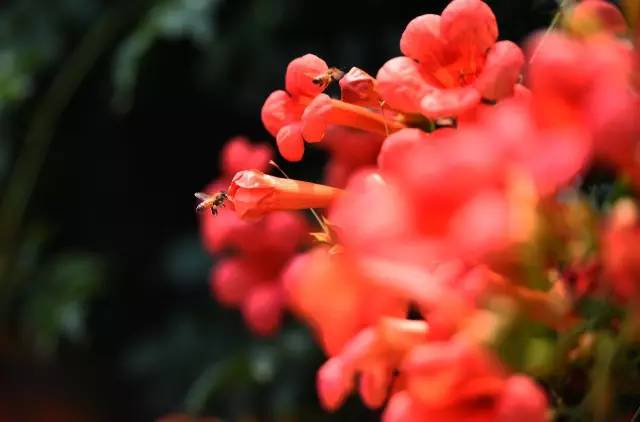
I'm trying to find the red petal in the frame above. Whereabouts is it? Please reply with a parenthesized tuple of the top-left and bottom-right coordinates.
(261, 211, 309, 256)
(495, 376, 548, 422)
(242, 283, 283, 336)
(420, 86, 480, 118)
(378, 128, 430, 174)
(221, 136, 273, 176)
(513, 84, 532, 102)
(359, 362, 392, 409)
(566, 0, 628, 37)
(285, 53, 329, 97)
(330, 170, 411, 254)
(441, 0, 498, 58)
(276, 123, 305, 161)
(377, 57, 435, 113)
(317, 358, 353, 411)
(323, 159, 353, 189)
(448, 190, 509, 260)
(474, 40, 524, 101)
(210, 257, 257, 306)
(261, 90, 304, 137)
(302, 93, 332, 142)
(382, 391, 418, 422)
(323, 126, 384, 165)
(400, 14, 448, 69)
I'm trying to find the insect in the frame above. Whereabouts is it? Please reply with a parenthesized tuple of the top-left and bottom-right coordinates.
(194, 191, 229, 216)
(312, 67, 345, 89)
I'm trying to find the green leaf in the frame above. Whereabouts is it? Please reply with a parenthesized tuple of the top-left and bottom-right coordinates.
(21, 253, 104, 357)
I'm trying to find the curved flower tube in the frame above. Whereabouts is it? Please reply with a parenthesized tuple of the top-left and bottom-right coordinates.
(227, 170, 343, 219)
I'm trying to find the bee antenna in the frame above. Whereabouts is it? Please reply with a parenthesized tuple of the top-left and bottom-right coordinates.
(269, 160, 290, 179)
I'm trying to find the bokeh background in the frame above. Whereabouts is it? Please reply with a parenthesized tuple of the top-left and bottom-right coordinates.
(0, 0, 556, 420)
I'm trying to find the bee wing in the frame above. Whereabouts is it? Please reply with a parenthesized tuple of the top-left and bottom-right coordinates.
(195, 202, 209, 213)
(194, 192, 211, 201)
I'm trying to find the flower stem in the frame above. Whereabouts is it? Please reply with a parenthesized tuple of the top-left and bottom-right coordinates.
(328, 99, 405, 136)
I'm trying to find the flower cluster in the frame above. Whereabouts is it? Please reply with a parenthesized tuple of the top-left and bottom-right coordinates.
(198, 136, 309, 335)
(199, 0, 640, 419)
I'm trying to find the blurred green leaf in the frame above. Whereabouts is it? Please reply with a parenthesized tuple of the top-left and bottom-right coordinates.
(495, 314, 556, 374)
(524, 336, 555, 377)
(162, 233, 212, 287)
(0, 0, 101, 111)
(21, 253, 104, 357)
(588, 333, 617, 421)
(111, 0, 221, 111)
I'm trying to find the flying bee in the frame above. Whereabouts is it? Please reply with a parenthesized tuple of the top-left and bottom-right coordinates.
(194, 191, 229, 216)
(312, 67, 345, 89)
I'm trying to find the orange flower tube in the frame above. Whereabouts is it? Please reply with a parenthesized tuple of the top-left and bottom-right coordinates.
(228, 170, 343, 219)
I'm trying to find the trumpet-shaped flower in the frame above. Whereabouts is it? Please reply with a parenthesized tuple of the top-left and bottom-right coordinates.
(227, 170, 343, 219)
(199, 137, 274, 253)
(283, 247, 408, 355)
(262, 54, 404, 161)
(377, 0, 524, 119)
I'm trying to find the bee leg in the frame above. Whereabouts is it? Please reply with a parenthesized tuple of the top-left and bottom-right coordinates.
(210, 208, 216, 216)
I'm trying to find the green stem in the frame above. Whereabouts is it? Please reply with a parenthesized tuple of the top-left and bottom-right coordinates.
(587, 333, 617, 422)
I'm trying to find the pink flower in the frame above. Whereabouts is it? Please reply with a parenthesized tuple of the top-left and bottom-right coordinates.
(241, 282, 284, 336)
(198, 137, 274, 253)
(194, 1, 640, 416)
(343, 129, 513, 263)
(526, 32, 639, 188)
(220, 136, 272, 177)
(261, 54, 329, 161)
(377, 0, 524, 119)
(198, 137, 310, 336)
(494, 376, 549, 422)
(262, 55, 405, 161)
(210, 256, 259, 307)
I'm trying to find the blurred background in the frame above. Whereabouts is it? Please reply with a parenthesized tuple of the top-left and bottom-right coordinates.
(0, 0, 556, 420)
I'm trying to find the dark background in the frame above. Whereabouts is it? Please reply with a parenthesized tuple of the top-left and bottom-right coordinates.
(0, 0, 555, 420)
